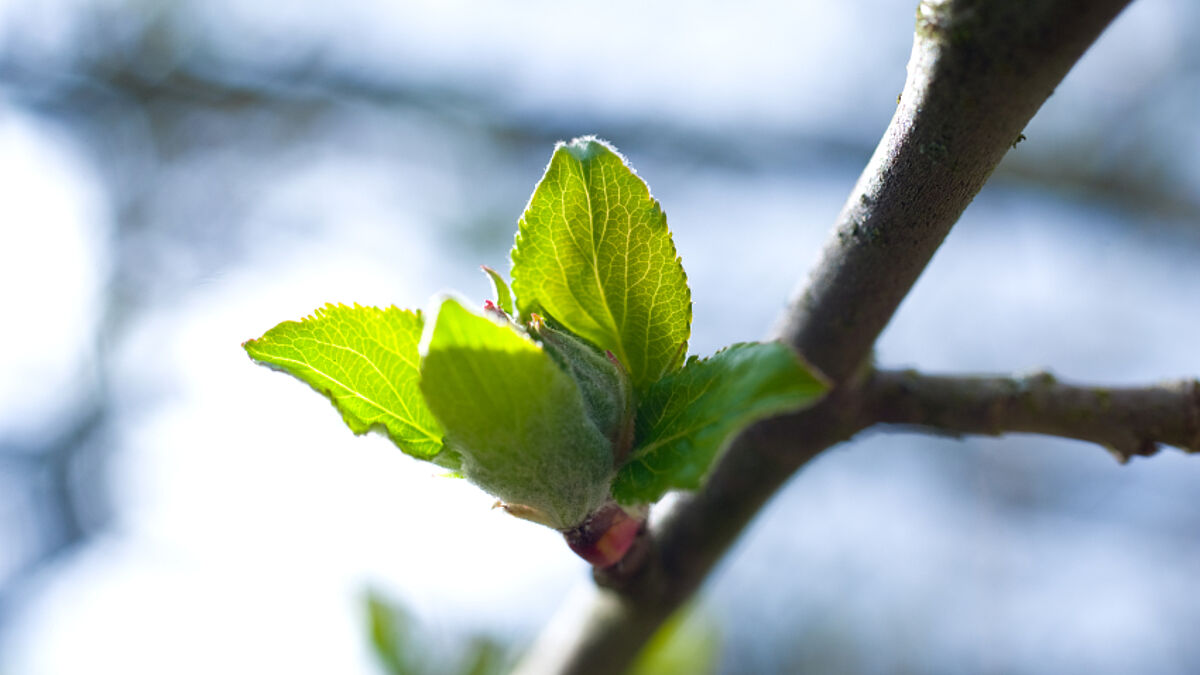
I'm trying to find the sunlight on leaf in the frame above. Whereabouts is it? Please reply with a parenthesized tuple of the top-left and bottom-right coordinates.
(511, 137, 691, 391)
(419, 296, 613, 529)
(481, 265, 514, 316)
(244, 303, 446, 461)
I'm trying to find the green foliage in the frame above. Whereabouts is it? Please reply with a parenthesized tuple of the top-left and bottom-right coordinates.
(367, 588, 714, 675)
(242, 304, 449, 464)
(613, 343, 829, 504)
(511, 137, 691, 391)
(628, 604, 721, 675)
(367, 591, 420, 675)
(245, 137, 827, 542)
(420, 297, 613, 530)
(532, 317, 634, 452)
(366, 590, 509, 675)
(481, 265, 513, 315)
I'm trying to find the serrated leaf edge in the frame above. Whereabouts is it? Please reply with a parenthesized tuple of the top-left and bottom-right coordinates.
(244, 302, 443, 450)
(510, 136, 693, 388)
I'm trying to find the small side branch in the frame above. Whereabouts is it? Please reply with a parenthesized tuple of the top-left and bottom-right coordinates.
(862, 370, 1200, 462)
(513, 2, 1136, 673)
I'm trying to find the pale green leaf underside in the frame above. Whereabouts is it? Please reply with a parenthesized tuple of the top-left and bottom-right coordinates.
(244, 303, 445, 461)
(612, 342, 829, 504)
(511, 137, 691, 391)
(419, 297, 612, 529)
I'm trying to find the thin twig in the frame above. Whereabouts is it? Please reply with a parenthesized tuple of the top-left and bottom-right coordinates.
(862, 369, 1200, 462)
(513, 2, 1136, 673)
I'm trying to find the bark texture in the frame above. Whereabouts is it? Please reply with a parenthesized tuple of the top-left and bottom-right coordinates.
(863, 370, 1200, 462)
(513, 2, 1138, 673)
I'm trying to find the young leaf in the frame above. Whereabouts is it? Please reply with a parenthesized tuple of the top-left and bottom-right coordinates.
(511, 137, 691, 390)
(532, 317, 634, 455)
(611, 342, 828, 504)
(243, 303, 446, 461)
(481, 265, 513, 316)
(419, 296, 613, 529)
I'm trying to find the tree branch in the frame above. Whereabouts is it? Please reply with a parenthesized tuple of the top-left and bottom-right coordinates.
(514, 2, 1135, 673)
(861, 369, 1200, 462)
(775, 0, 1136, 384)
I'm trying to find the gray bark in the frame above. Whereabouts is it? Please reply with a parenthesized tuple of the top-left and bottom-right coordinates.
(513, 2, 1139, 673)
(862, 370, 1200, 462)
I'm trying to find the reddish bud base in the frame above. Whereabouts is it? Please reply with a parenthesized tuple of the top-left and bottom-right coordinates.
(564, 503, 642, 568)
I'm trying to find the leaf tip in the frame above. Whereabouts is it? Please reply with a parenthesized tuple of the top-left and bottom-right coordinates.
(559, 135, 619, 163)
(242, 334, 272, 360)
(480, 265, 514, 315)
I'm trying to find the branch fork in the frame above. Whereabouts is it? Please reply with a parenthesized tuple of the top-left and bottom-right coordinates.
(512, 2, 1186, 673)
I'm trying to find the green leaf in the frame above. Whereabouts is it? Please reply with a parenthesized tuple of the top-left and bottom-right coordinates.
(458, 637, 510, 675)
(419, 296, 613, 529)
(364, 590, 511, 675)
(532, 318, 634, 451)
(612, 342, 828, 504)
(511, 137, 691, 390)
(244, 303, 446, 461)
(629, 604, 720, 675)
(480, 265, 513, 316)
(365, 590, 422, 675)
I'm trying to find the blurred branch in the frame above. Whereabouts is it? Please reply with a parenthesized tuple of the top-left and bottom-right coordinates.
(515, 1, 1135, 673)
(0, 399, 106, 633)
(1, 57, 861, 174)
(8, 33, 1197, 224)
(862, 370, 1200, 462)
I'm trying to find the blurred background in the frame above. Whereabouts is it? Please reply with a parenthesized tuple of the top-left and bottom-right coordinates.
(2, 0, 1199, 672)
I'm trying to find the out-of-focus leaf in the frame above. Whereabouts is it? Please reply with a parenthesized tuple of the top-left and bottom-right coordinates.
(629, 604, 721, 675)
(459, 637, 509, 675)
(366, 591, 421, 675)
(365, 590, 510, 675)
